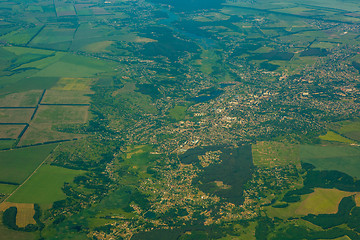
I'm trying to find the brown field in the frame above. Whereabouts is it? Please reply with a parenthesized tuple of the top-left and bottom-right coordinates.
(0, 109, 35, 123)
(0, 202, 35, 228)
(0, 125, 25, 139)
(52, 77, 95, 91)
(41, 90, 92, 104)
(0, 90, 42, 107)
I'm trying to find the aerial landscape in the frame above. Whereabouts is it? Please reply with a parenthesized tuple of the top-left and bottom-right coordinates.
(0, 0, 360, 239)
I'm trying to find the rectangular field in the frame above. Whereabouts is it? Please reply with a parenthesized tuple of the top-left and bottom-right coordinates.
(33, 105, 89, 124)
(0, 144, 56, 184)
(41, 90, 92, 104)
(0, 109, 35, 123)
(8, 165, 84, 204)
(0, 90, 43, 107)
(0, 125, 26, 139)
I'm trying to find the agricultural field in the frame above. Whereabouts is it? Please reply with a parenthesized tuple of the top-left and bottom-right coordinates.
(319, 131, 356, 144)
(0, 90, 42, 107)
(0, 203, 35, 228)
(0, 125, 26, 139)
(8, 165, 84, 205)
(41, 90, 92, 105)
(252, 141, 300, 168)
(300, 145, 360, 178)
(330, 119, 360, 142)
(33, 105, 89, 124)
(0, 144, 56, 184)
(0, 109, 34, 123)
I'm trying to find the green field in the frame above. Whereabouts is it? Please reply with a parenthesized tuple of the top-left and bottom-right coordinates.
(0, 140, 16, 150)
(168, 105, 187, 121)
(8, 165, 84, 204)
(0, 144, 56, 184)
(319, 131, 355, 144)
(252, 141, 300, 168)
(331, 120, 360, 142)
(41, 90, 92, 104)
(0, 125, 26, 139)
(18, 124, 84, 146)
(0, 184, 17, 195)
(0, 26, 42, 45)
(33, 105, 89, 124)
(0, 90, 42, 107)
(0, 109, 35, 123)
(301, 145, 360, 178)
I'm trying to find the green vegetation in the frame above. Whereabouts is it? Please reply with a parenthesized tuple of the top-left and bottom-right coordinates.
(41, 90, 92, 105)
(252, 141, 300, 168)
(8, 165, 84, 204)
(301, 145, 360, 178)
(0, 144, 56, 184)
(33, 106, 89, 124)
(319, 131, 355, 144)
(168, 105, 187, 121)
(0, 109, 34, 123)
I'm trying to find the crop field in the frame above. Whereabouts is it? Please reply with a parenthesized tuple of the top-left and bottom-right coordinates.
(295, 188, 355, 215)
(0, 140, 16, 150)
(0, 125, 26, 139)
(29, 25, 76, 51)
(319, 131, 355, 144)
(0, 109, 35, 123)
(252, 141, 300, 168)
(0, 219, 37, 240)
(0, 144, 56, 184)
(331, 119, 360, 142)
(82, 41, 114, 53)
(300, 145, 360, 178)
(0, 26, 42, 45)
(52, 78, 95, 91)
(168, 105, 187, 121)
(18, 123, 82, 146)
(0, 203, 36, 228)
(41, 90, 92, 104)
(33, 105, 89, 124)
(8, 165, 84, 205)
(0, 90, 42, 107)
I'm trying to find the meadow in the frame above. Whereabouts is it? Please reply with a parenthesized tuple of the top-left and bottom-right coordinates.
(41, 90, 92, 105)
(300, 145, 360, 178)
(0, 109, 34, 123)
(0, 144, 56, 184)
(8, 165, 84, 205)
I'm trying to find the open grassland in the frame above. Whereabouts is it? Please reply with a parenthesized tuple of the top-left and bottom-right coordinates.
(18, 123, 83, 146)
(0, 144, 56, 184)
(33, 54, 114, 78)
(8, 165, 84, 204)
(0, 109, 35, 123)
(168, 105, 187, 121)
(0, 90, 42, 107)
(82, 41, 114, 53)
(0, 125, 26, 139)
(331, 119, 360, 142)
(266, 188, 356, 219)
(0, 203, 36, 228)
(0, 26, 42, 45)
(42, 90, 92, 104)
(0, 217, 37, 240)
(29, 25, 75, 51)
(295, 188, 355, 215)
(252, 141, 300, 168)
(52, 78, 95, 91)
(0, 140, 16, 150)
(33, 105, 89, 124)
(0, 184, 17, 195)
(319, 131, 356, 144)
(301, 145, 360, 178)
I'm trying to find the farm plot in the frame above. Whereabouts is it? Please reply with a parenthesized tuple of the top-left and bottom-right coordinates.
(52, 78, 95, 91)
(252, 141, 300, 168)
(0, 90, 43, 107)
(41, 90, 92, 104)
(301, 145, 360, 178)
(0, 144, 56, 184)
(8, 165, 84, 204)
(0, 109, 35, 123)
(29, 25, 76, 51)
(331, 119, 360, 142)
(0, 26, 43, 45)
(0, 203, 35, 228)
(0, 125, 26, 139)
(32, 105, 89, 124)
